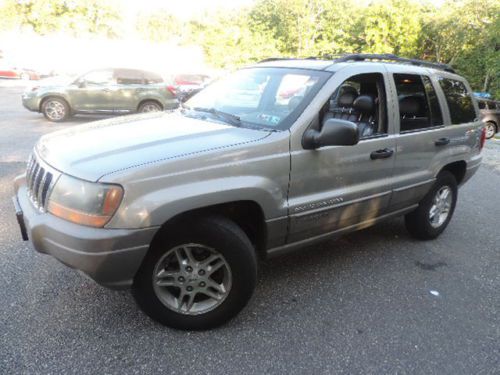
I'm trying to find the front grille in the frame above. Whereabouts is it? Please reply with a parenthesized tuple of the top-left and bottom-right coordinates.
(26, 155, 54, 211)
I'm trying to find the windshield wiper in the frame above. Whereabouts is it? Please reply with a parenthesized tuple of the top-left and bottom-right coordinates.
(191, 107, 242, 126)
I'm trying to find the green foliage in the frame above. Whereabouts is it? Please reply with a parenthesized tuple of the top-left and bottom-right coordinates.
(136, 10, 183, 43)
(0, 0, 122, 37)
(0, 0, 498, 96)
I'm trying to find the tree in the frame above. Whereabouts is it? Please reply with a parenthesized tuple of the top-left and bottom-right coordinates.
(0, 0, 122, 37)
(136, 10, 183, 43)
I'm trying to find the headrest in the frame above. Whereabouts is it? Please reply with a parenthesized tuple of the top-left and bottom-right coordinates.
(399, 96, 420, 116)
(338, 92, 357, 107)
(339, 85, 358, 97)
(353, 95, 374, 113)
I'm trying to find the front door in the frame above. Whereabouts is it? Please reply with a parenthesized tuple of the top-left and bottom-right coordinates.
(68, 69, 116, 112)
(287, 68, 396, 244)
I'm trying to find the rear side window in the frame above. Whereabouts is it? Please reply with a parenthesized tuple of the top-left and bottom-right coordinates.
(115, 69, 144, 84)
(143, 71, 163, 84)
(394, 74, 442, 132)
(438, 78, 476, 124)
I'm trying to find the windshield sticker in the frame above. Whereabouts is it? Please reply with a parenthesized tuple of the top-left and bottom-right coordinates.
(259, 114, 281, 124)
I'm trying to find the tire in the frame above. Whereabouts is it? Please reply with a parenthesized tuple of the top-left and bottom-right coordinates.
(133, 215, 257, 330)
(138, 101, 162, 113)
(405, 171, 457, 240)
(41, 97, 70, 122)
(484, 122, 497, 139)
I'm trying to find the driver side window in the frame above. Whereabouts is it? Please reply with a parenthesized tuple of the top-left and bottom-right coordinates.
(320, 73, 388, 139)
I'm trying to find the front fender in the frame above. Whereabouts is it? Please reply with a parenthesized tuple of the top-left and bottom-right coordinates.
(107, 175, 288, 229)
(38, 91, 71, 109)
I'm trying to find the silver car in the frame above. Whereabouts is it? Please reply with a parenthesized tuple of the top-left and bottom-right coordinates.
(13, 54, 484, 330)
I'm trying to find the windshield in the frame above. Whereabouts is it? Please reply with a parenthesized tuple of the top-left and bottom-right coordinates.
(185, 67, 330, 130)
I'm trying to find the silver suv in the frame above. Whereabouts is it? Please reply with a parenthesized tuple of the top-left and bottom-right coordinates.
(13, 54, 485, 330)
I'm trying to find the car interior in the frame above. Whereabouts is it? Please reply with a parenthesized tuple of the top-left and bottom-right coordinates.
(319, 73, 388, 138)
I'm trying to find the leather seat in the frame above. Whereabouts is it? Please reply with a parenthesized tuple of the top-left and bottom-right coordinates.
(323, 92, 358, 123)
(399, 96, 429, 131)
(352, 95, 376, 137)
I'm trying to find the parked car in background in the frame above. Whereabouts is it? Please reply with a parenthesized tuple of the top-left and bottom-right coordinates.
(22, 68, 179, 122)
(0, 63, 40, 80)
(476, 98, 499, 139)
(170, 73, 213, 102)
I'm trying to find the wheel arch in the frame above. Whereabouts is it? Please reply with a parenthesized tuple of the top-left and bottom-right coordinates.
(150, 200, 267, 259)
(439, 160, 467, 185)
(39, 95, 71, 112)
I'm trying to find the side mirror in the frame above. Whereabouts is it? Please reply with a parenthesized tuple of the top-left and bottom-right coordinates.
(302, 119, 359, 149)
(76, 79, 86, 88)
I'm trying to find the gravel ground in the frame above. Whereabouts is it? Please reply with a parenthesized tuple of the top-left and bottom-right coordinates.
(0, 82, 499, 374)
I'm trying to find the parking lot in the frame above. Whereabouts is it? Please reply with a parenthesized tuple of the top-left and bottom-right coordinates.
(1, 82, 499, 374)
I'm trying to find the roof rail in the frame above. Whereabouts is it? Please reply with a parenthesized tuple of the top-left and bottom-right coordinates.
(259, 57, 297, 63)
(332, 53, 455, 73)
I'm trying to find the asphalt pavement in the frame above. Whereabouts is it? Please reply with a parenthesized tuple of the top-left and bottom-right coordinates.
(0, 82, 499, 374)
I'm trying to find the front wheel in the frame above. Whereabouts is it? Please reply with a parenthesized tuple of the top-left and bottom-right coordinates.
(485, 122, 497, 139)
(405, 171, 457, 240)
(133, 215, 257, 330)
(41, 98, 70, 122)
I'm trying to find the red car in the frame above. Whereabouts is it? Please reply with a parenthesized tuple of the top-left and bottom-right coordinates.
(0, 65, 40, 80)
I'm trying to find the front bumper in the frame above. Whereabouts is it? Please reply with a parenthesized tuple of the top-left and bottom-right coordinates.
(21, 94, 41, 112)
(13, 176, 159, 289)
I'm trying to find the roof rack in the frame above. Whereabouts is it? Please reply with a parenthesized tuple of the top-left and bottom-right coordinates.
(259, 54, 455, 73)
(331, 53, 456, 73)
(259, 57, 298, 63)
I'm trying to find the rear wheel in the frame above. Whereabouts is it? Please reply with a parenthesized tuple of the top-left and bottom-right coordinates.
(485, 122, 497, 139)
(41, 97, 70, 122)
(405, 171, 457, 240)
(133, 215, 257, 330)
(138, 101, 162, 113)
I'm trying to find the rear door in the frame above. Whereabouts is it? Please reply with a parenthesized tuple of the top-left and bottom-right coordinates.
(113, 69, 145, 111)
(389, 69, 478, 211)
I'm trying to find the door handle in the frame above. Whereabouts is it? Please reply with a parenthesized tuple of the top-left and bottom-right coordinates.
(102, 88, 112, 92)
(435, 137, 450, 146)
(370, 148, 394, 160)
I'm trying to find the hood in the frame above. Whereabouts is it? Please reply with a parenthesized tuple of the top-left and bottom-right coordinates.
(36, 112, 271, 181)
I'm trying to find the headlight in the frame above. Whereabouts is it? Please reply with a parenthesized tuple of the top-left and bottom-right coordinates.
(47, 174, 123, 227)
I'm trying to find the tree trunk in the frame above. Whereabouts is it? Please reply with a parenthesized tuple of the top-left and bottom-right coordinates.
(483, 71, 490, 92)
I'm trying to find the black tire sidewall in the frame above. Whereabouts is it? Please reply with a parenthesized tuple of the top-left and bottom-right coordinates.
(406, 171, 458, 239)
(133, 215, 257, 330)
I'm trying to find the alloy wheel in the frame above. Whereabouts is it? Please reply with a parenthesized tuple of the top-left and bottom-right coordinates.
(44, 100, 66, 121)
(152, 244, 232, 315)
(428, 185, 453, 228)
(485, 123, 496, 139)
